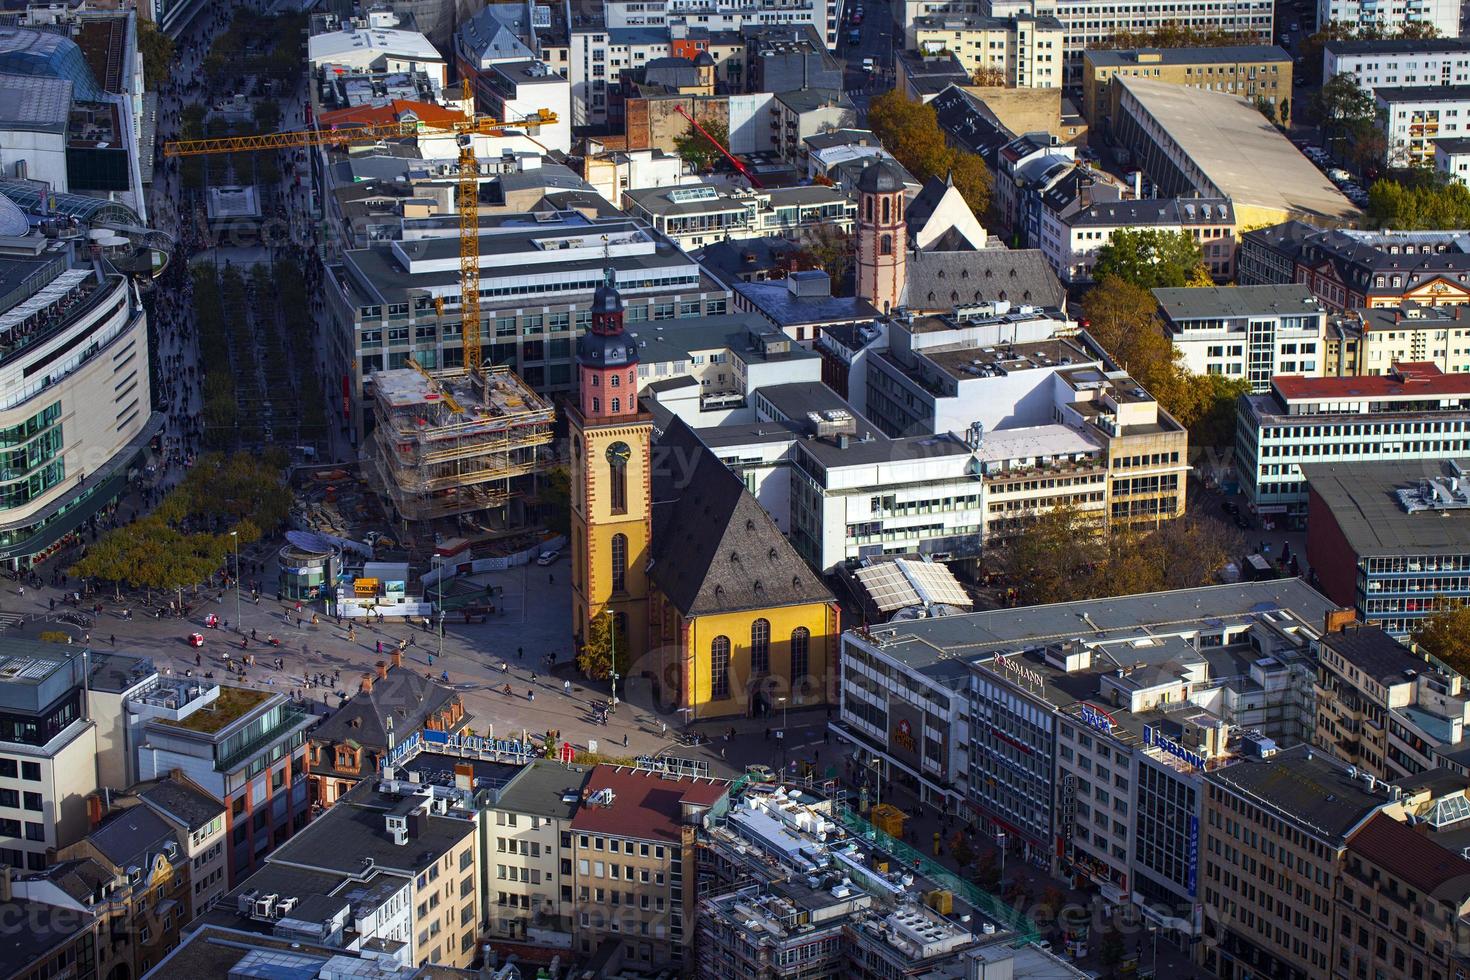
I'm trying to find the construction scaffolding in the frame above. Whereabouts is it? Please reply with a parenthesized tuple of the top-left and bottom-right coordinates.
(367, 365, 555, 523)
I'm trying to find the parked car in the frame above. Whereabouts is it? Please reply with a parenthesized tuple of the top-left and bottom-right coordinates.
(536, 549, 561, 565)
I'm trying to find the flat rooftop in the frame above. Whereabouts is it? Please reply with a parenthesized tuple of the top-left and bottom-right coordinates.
(1205, 743, 1389, 843)
(1118, 76, 1359, 223)
(924, 337, 1093, 382)
(155, 686, 273, 734)
(1154, 284, 1324, 321)
(371, 366, 551, 428)
(1376, 85, 1470, 103)
(1302, 460, 1470, 557)
(493, 759, 593, 819)
(852, 579, 1337, 675)
(1270, 367, 1470, 402)
(1086, 44, 1290, 67)
(973, 423, 1105, 463)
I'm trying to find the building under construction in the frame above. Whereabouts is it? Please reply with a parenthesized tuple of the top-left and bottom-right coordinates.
(367, 365, 554, 524)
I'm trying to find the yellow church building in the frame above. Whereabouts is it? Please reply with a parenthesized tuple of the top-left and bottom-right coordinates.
(569, 276, 838, 721)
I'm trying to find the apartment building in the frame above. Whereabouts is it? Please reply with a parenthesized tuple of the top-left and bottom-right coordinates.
(623, 183, 856, 252)
(130, 683, 315, 887)
(484, 759, 589, 942)
(569, 766, 729, 970)
(835, 580, 1337, 870)
(897, 0, 1271, 86)
(50, 806, 192, 978)
(1323, 38, 1470, 97)
(1317, 0, 1461, 43)
(1313, 621, 1470, 780)
(1082, 45, 1291, 130)
(130, 775, 229, 920)
(1436, 137, 1470, 187)
(1305, 459, 1470, 639)
(1200, 744, 1393, 980)
(1236, 366, 1470, 524)
(602, 0, 839, 50)
(0, 874, 102, 980)
(1337, 811, 1470, 980)
(307, 656, 468, 809)
(206, 774, 483, 969)
(909, 13, 1064, 87)
(323, 214, 729, 438)
(1154, 285, 1327, 391)
(1376, 86, 1470, 169)
(1323, 304, 1470, 378)
(1037, 190, 1236, 284)
(0, 642, 104, 872)
(1240, 224, 1470, 311)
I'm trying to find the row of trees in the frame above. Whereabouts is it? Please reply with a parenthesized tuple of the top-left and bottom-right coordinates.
(867, 90, 991, 217)
(192, 265, 239, 444)
(70, 453, 292, 599)
(1367, 178, 1470, 230)
(202, 10, 307, 85)
(1093, 24, 1262, 50)
(989, 504, 1245, 606)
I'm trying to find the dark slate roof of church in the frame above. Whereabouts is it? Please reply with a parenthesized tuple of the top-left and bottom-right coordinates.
(649, 417, 832, 616)
(904, 248, 1064, 311)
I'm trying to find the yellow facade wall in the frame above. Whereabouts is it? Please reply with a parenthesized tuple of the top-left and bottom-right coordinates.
(678, 600, 839, 721)
(569, 411, 654, 654)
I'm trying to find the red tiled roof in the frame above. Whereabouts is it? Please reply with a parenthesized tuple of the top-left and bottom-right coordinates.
(316, 100, 465, 130)
(1391, 361, 1445, 376)
(1272, 367, 1470, 401)
(1348, 814, 1470, 898)
(569, 765, 728, 843)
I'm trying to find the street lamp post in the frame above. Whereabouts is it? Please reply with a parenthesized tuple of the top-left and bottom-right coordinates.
(230, 530, 241, 633)
(996, 830, 1008, 884)
(871, 756, 883, 811)
(432, 555, 445, 661)
(606, 608, 618, 711)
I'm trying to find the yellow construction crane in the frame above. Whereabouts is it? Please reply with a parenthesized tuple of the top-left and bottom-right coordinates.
(163, 86, 556, 383)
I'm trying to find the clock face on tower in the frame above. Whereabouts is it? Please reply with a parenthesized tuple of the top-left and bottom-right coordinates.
(606, 441, 631, 465)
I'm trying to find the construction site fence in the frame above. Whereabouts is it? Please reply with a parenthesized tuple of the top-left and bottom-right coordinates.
(421, 535, 567, 587)
(835, 807, 1041, 946)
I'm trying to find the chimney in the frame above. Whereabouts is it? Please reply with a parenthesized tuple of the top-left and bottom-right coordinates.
(455, 763, 474, 792)
(376, 660, 389, 681)
(391, 650, 403, 669)
(87, 792, 104, 830)
(360, 672, 374, 695)
(1324, 608, 1356, 634)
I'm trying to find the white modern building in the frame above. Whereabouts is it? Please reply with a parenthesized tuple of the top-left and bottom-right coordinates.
(1237, 364, 1470, 522)
(981, 0, 1275, 84)
(623, 184, 856, 251)
(471, 60, 573, 155)
(603, 0, 839, 49)
(307, 25, 448, 90)
(1153, 284, 1328, 391)
(909, 13, 1065, 87)
(1375, 86, 1470, 169)
(1323, 39, 1470, 97)
(1316, 0, 1460, 42)
(1436, 138, 1470, 186)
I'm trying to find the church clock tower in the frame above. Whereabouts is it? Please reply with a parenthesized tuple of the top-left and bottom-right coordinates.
(569, 273, 652, 661)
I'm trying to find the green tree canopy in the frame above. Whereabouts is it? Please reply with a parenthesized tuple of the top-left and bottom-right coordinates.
(137, 20, 175, 90)
(867, 90, 991, 216)
(674, 118, 730, 173)
(1090, 228, 1209, 290)
(989, 505, 1243, 606)
(1367, 179, 1470, 230)
(577, 611, 631, 680)
(1411, 604, 1470, 676)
